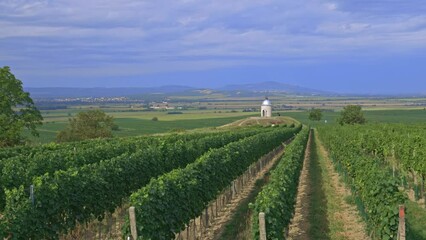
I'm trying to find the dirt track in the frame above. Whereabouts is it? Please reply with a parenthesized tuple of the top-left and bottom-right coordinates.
(202, 144, 287, 240)
(288, 130, 369, 240)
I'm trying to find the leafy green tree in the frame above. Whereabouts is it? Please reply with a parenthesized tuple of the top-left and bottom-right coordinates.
(0, 66, 43, 147)
(56, 110, 115, 142)
(338, 105, 366, 125)
(308, 108, 322, 121)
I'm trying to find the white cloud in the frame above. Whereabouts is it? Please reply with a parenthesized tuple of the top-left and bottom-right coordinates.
(325, 3, 337, 11)
(0, 0, 425, 76)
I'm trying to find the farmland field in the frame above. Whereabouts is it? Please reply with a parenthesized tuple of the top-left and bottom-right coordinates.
(25, 110, 257, 143)
(24, 104, 426, 144)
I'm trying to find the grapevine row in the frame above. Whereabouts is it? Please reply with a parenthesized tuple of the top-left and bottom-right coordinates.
(320, 124, 425, 176)
(0, 130, 227, 161)
(317, 126, 405, 239)
(0, 127, 270, 239)
(124, 125, 301, 239)
(0, 130, 237, 209)
(250, 126, 309, 239)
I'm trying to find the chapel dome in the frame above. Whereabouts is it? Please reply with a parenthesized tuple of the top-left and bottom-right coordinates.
(261, 98, 271, 106)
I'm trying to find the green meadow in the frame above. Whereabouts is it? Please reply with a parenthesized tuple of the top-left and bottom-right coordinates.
(27, 110, 257, 144)
(24, 108, 425, 144)
(281, 108, 426, 126)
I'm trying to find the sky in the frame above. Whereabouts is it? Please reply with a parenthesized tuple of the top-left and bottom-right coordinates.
(1, 0, 426, 94)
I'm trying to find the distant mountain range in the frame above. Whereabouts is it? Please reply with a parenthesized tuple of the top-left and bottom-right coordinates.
(25, 81, 331, 98)
(220, 81, 331, 94)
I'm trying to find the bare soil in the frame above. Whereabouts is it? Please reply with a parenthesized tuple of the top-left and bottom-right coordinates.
(219, 116, 299, 128)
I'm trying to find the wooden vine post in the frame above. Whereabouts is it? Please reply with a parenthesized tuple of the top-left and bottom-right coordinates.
(259, 212, 267, 240)
(129, 206, 138, 239)
(397, 205, 405, 240)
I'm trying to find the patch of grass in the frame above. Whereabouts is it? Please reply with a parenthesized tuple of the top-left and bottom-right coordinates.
(307, 131, 330, 239)
(280, 109, 426, 127)
(314, 129, 349, 240)
(344, 195, 356, 205)
(24, 115, 252, 144)
(406, 200, 426, 239)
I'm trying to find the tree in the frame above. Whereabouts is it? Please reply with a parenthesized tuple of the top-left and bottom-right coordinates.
(56, 110, 116, 142)
(308, 108, 322, 121)
(0, 66, 43, 147)
(338, 105, 366, 125)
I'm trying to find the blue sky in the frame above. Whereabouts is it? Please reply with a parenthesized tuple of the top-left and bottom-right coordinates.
(1, 0, 425, 94)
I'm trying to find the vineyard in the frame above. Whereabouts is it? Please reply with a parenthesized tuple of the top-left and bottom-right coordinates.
(318, 123, 425, 199)
(318, 123, 426, 239)
(0, 124, 302, 239)
(0, 119, 425, 239)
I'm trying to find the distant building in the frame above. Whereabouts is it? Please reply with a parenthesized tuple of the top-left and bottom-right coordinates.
(261, 97, 272, 117)
(150, 102, 175, 110)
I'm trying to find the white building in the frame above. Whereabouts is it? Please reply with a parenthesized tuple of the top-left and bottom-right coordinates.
(261, 98, 272, 117)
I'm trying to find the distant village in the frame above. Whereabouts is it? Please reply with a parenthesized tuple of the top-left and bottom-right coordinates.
(34, 96, 187, 110)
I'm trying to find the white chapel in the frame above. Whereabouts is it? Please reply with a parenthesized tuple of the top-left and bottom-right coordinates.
(261, 97, 272, 117)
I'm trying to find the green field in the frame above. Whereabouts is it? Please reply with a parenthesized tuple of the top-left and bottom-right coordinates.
(280, 109, 426, 126)
(24, 107, 426, 144)
(26, 110, 257, 144)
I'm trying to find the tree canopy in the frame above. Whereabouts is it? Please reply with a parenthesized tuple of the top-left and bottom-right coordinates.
(0, 66, 43, 147)
(308, 108, 322, 121)
(338, 105, 366, 125)
(56, 109, 116, 142)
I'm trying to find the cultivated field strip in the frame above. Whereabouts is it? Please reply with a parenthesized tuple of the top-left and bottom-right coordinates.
(123, 126, 301, 239)
(0, 126, 284, 239)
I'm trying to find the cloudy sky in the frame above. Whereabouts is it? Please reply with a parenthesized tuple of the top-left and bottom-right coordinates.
(1, 0, 425, 94)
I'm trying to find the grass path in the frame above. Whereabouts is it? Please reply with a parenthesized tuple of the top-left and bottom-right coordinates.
(288, 130, 369, 240)
(406, 200, 426, 239)
(314, 129, 370, 240)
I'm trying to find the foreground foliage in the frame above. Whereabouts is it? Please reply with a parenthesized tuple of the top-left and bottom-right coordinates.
(0, 66, 43, 147)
